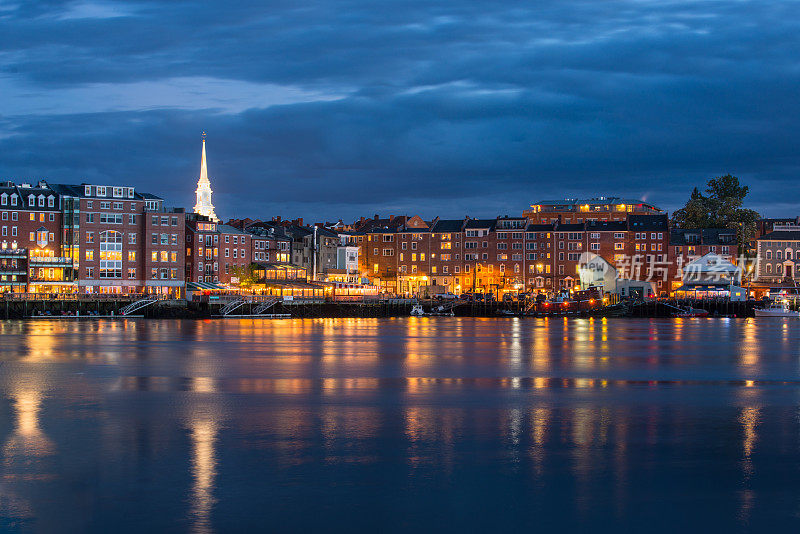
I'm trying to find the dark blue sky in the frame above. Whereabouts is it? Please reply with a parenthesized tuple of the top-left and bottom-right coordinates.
(1, 0, 798, 222)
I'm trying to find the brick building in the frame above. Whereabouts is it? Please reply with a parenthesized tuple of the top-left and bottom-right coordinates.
(50, 183, 185, 296)
(0, 181, 72, 293)
(356, 212, 673, 297)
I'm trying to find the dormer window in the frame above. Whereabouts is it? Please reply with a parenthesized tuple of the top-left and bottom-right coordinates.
(85, 185, 92, 196)
(0, 193, 6, 206)
(38, 194, 45, 207)
(10, 194, 17, 206)
(47, 195, 55, 207)
(97, 186, 107, 197)
(113, 187, 123, 198)
(126, 187, 134, 198)
(28, 194, 35, 207)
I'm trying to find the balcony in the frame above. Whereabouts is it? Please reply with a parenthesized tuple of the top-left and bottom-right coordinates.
(29, 256, 72, 266)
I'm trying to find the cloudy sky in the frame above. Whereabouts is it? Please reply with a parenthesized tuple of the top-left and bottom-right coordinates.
(1, 0, 798, 222)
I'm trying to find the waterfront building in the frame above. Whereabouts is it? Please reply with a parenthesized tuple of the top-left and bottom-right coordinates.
(218, 224, 252, 285)
(355, 212, 672, 297)
(142, 202, 186, 297)
(0, 181, 73, 293)
(193, 134, 218, 222)
(524, 197, 663, 224)
(672, 252, 745, 300)
(754, 226, 800, 284)
(185, 214, 221, 285)
(51, 183, 184, 296)
(668, 228, 738, 294)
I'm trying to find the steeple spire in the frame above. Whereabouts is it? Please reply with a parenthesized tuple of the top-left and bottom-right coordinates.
(193, 132, 218, 221)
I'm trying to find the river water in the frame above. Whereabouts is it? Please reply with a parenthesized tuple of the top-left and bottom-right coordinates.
(1, 317, 799, 532)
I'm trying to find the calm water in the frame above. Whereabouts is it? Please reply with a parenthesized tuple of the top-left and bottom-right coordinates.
(1, 317, 800, 532)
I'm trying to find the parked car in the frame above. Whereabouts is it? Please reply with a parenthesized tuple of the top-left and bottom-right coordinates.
(435, 292, 458, 301)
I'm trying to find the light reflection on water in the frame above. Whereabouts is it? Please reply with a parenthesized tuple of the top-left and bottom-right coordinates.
(1, 317, 800, 531)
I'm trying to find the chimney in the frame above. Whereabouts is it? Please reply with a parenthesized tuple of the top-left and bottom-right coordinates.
(276, 216, 281, 222)
(374, 214, 379, 221)
(389, 214, 394, 221)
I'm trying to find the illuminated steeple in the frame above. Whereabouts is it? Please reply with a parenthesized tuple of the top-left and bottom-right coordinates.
(193, 132, 218, 221)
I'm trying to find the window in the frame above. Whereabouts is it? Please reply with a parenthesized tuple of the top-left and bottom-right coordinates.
(128, 268, 136, 279)
(591, 243, 600, 251)
(129, 214, 136, 225)
(86, 232, 94, 243)
(171, 252, 177, 262)
(10, 195, 17, 206)
(99, 230, 123, 278)
(225, 248, 230, 258)
(160, 251, 168, 262)
(86, 250, 94, 261)
(614, 243, 624, 250)
(128, 251, 136, 261)
(129, 233, 136, 244)
(86, 267, 94, 279)
(11, 212, 16, 221)
(49, 213, 55, 222)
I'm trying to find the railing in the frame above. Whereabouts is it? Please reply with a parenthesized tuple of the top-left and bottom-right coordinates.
(119, 297, 159, 315)
(219, 299, 245, 316)
(253, 297, 280, 314)
(28, 256, 72, 265)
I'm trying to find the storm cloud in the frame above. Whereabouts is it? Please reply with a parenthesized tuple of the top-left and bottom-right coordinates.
(1, 0, 799, 221)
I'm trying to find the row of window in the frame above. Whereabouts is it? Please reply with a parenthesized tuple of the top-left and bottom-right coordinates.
(151, 233, 179, 245)
(0, 193, 55, 208)
(86, 232, 137, 244)
(150, 215, 180, 226)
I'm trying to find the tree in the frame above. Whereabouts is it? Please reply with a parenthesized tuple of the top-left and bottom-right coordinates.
(670, 174, 760, 249)
(230, 264, 258, 289)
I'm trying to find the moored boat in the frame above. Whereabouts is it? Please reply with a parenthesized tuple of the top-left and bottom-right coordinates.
(754, 300, 800, 317)
(673, 307, 709, 318)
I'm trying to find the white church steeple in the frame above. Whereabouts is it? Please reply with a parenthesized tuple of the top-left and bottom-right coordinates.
(193, 132, 218, 221)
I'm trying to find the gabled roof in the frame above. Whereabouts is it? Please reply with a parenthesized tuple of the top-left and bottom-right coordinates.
(464, 219, 496, 230)
(525, 223, 556, 231)
(218, 224, 248, 235)
(759, 230, 800, 241)
(431, 219, 465, 233)
(555, 223, 584, 231)
(670, 228, 737, 246)
(585, 220, 627, 232)
(627, 214, 669, 231)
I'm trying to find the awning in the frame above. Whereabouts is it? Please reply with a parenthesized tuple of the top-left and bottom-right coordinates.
(674, 284, 729, 292)
(186, 281, 226, 291)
